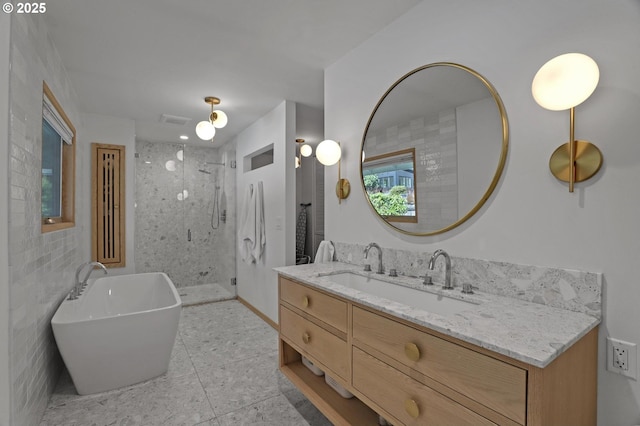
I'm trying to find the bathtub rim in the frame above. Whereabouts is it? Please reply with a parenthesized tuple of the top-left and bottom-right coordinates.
(52, 272, 182, 326)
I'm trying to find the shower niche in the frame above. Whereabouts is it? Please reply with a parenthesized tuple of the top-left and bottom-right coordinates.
(134, 140, 237, 296)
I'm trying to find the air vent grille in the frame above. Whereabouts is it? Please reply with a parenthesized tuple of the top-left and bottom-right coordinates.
(160, 114, 191, 126)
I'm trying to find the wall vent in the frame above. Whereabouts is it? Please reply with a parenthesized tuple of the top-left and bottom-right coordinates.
(160, 114, 192, 126)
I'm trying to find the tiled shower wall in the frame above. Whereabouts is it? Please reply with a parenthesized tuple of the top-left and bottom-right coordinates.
(8, 14, 86, 426)
(135, 141, 236, 292)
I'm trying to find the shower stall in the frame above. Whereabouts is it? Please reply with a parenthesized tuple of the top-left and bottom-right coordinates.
(134, 140, 237, 299)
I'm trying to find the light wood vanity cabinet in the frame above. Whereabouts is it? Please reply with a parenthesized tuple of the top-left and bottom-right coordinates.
(278, 275, 598, 426)
(352, 306, 526, 424)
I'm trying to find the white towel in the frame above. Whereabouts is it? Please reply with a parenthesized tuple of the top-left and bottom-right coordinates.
(238, 182, 266, 264)
(314, 241, 334, 263)
(239, 184, 256, 263)
(252, 181, 266, 262)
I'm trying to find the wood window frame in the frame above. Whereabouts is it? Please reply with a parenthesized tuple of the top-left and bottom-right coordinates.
(91, 143, 126, 268)
(41, 81, 76, 233)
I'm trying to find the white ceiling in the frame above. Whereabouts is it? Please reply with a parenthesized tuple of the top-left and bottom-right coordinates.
(44, 0, 423, 147)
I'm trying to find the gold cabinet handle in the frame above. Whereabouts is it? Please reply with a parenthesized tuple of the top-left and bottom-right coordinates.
(302, 332, 311, 344)
(404, 399, 420, 418)
(302, 296, 310, 308)
(404, 342, 421, 362)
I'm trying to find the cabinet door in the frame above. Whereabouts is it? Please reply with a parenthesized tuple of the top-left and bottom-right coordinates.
(353, 347, 496, 426)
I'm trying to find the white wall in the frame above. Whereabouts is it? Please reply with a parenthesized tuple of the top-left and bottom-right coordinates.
(457, 97, 502, 215)
(0, 11, 12, 426)
(324, 0, 640, 423)
(236, 101, 296, 323)
(80, 113, 136, 275)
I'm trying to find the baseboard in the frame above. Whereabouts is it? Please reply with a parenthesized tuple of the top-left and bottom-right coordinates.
(237, 296, 278, 330)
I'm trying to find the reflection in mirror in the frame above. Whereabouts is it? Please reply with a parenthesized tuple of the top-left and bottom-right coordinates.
(362, 148, 417, 223)
(361, 63, 508, 236)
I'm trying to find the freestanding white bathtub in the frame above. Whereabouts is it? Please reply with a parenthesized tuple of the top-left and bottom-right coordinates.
(51, 272, 182, 395)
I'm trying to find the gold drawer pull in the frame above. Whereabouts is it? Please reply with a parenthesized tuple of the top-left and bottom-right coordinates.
(302, 296, 310, 308)
(404, 399, 420, 418)
(302, 332, 311, 344)
(404, 342, 421, 362)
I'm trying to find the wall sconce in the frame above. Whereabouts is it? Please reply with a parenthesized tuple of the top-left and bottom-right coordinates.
(532, 53, 603, 192)
(195, 96, 228, 141)
(295, 138, 313, 168)
(316, 139, 350, 203)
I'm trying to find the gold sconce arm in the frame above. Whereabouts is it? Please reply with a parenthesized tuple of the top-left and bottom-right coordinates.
(336, 152, 351, 204)
(548, 107, 602, 192)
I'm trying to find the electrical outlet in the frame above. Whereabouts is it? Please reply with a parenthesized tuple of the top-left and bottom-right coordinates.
(607, 337, 637, 379)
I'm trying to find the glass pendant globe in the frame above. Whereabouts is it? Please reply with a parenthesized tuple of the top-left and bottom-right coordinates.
(196, 120, 216, 140)
(300, 144, 312, 157)
(532, 53, 599, 111)
(316, 139, 341, 166)
(211, 110, 228, 128)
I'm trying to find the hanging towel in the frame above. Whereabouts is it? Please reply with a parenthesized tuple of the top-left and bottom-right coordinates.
(314, 240, 335, 263)
(296, 204, 309, 258)
(252, 181, 266, 262)
(239, 184, 256, 263)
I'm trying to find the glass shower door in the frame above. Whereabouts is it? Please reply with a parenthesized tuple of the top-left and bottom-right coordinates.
(135, 141, 236, 298)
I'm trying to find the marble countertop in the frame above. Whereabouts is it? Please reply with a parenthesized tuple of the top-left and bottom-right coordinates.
(274, 262, 600, 368)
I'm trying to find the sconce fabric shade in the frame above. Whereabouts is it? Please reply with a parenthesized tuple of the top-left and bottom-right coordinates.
(300, 144, 312, 157)
(532, 53, 599, 111)
(316, 139, 342, 166)
(196, 120, 216, 140)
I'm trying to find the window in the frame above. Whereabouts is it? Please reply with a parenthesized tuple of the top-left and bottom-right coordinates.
(362, 148, 418, 223)
(41, 82, 76, 233)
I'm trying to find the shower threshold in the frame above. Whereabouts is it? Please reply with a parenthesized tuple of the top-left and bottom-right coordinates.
(179, 283, 236, 307)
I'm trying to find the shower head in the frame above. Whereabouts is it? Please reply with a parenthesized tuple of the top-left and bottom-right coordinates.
(198, 169, 212, 174)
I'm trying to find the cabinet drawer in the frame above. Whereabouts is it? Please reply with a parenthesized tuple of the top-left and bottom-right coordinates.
(280, 277, 347, 332)
(353, 306, 526, 424)
(280, 305, 349, 380)
(353, 347, 496, 426)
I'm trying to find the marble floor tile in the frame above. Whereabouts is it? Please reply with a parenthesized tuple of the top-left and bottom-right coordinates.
(41, 373, 215, 426)
(217, 394, 316, 426)
(180, 300, 267, 333)
(166, 335, 197, 378)
(282, 388, 333, 426)
(199, 352, 296, 416)
(194, 419, 221, 426)
(40, 300, 330, 426)
(183, 322, 278, 369)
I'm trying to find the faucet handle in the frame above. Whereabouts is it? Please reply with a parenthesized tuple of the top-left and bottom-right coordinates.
(364, 264, 372, 272)
(388, 268, 398, 277)
(423, 274, 433, 286)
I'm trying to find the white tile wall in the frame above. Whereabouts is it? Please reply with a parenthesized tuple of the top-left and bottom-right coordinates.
(8, 14, 86, 426)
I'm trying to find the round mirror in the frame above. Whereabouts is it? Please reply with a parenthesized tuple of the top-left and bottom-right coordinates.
(360, 63, 508, 236)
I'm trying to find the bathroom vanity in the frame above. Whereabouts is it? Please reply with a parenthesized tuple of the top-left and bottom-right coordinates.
(276, 263, 599, 426)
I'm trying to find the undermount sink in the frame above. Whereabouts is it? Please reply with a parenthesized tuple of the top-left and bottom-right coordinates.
(321, 271, 477, 316)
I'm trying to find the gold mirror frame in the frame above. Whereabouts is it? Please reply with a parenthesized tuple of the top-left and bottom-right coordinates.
(360, 62, 509, 236)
